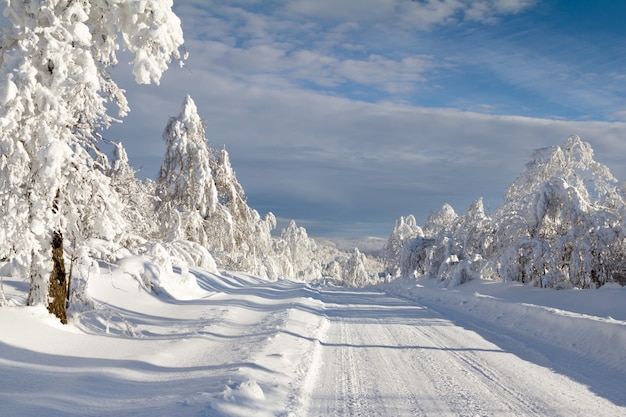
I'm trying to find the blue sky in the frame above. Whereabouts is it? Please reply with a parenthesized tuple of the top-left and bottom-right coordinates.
(103, 0, 626, 237)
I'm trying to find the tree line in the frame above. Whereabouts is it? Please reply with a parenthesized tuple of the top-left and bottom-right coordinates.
(1, 2, 623, 326)
(384, 136, 626, 290)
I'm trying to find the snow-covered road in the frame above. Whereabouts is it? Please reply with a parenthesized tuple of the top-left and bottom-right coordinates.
(295, 288, 625, 417)
(2, 263, 626, 416)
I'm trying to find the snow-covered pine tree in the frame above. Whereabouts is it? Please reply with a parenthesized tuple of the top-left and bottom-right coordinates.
(156, 96, 278, 277)
(208, 147, 277, 276)
(157, 95, 218, 244)
(0, 0, 184, 322)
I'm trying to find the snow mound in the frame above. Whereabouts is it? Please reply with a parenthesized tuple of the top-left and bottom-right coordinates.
(386, 277, 626, 372)
(116, 253, 205, 301)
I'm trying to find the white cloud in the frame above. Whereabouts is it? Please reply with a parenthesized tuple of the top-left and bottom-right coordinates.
(107, 58, 626, 236)
(282, 0, 537, 29)
(612, 110, 626, 121)
(103, 0, 624, 237)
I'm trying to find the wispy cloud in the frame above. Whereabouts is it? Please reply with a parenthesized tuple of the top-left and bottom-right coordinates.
(101, 0, 626, 237)
(282, 0, 537, 29)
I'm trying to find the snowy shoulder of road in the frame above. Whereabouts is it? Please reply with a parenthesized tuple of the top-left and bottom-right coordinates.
(1, 257, 626, 416)
(384, 276, 626, 368)
(383, 276, 626, 408)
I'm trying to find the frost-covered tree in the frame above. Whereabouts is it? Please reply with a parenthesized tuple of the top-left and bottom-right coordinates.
(382, 215, 423, 278)
(493, 136, 626, 288)
(396, 199, 494, 285)
(421, 204, 461, 278)
(0, 0, 184, 322)
(208, 147, 277, 276)
(109, 142, 160, 244)
(157, 95, 217, 245)
(399, 236, 436, 279)
(273, 220, 321, 281)
(156, 98, 279, 277)
(392, 136, 626, 289)
(157, 95, 217, 221)
(342, 248, 370, 287)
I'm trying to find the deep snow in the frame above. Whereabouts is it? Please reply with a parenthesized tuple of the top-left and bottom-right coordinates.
(1, 258, 626, 416)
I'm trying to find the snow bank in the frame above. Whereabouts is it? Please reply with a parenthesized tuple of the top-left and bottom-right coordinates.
(385, 277, 626, 372)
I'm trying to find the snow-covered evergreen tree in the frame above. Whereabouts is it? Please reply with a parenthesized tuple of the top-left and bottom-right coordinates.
(0, 0, 184, 322)
(157, 95, 217, 221)
(109, 142, 160, 244)
(156, 95, 218, 246)
(208, 147, 277, 277)
(156, 97, 278, 277)
(382, 215, 423, 278)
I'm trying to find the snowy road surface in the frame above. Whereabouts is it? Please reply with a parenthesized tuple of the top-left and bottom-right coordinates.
(1, 263, 626, 416)
(296, 289, 625, 416)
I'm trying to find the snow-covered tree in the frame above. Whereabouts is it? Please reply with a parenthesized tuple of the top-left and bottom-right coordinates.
(273, 220, 320, 281)
(342, 248, 370, 287)
(156, 95, 218, 246)
(0, 0, 184, 322)
(382, 215, 423, 278)
(452, 198, 493, 258)
(390, 136, 626, 289)
(155, 98, 279, 277)
(157, 95, 217, 221)
(208, 147, 277, 276)
(421, 204, 461, 278)
(109, 142, 160, 244)
(492, 136, 626, 288)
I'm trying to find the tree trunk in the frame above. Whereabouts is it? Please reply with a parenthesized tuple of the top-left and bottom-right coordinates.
(47, 189, 67, 324)
(48, 229, 67, 324)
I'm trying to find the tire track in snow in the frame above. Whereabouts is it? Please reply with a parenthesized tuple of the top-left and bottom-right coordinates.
(302, 292, 435, 417)
(297, 288, 626, 417)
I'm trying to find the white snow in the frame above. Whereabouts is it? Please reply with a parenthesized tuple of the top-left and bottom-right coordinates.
(1, 260, 626, 416)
